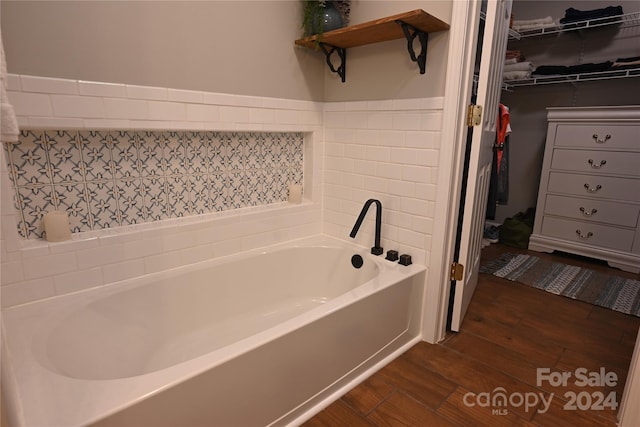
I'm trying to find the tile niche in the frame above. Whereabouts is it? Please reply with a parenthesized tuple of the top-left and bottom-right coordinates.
(4, 130, 304, 240)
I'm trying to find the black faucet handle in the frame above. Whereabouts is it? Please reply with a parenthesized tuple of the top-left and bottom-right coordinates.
(399, 254, 412, 266)
(371, 246, 384, 256)
(385, 250, 399, 261)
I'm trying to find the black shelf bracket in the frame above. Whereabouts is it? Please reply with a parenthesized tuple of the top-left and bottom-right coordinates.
(397, 20, 429, 74)
(319, 42, 347, 82)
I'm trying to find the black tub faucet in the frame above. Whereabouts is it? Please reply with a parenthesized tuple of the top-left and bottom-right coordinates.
(350, 199, 383, 255)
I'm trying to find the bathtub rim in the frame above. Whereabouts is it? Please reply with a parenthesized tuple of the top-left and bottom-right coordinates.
(1, 234, 426, 427)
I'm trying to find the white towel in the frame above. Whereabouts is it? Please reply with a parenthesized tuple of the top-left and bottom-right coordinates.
(504, 58, 519, 65)
(512, 16, 554, 26)
(503, 70, 531, 81)
(513, 22, 557, 31)
(512, 16, 556, 31)
(612, 59, 640, 67)
(1, 30, 19, 143)
(504, 61, 534, 72)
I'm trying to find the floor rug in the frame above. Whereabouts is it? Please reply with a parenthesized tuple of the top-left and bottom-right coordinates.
(480, 253, 640, 317)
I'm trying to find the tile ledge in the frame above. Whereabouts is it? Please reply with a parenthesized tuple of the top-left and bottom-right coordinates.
(15, 201, 315, 251)
(10, 122, 321, 133)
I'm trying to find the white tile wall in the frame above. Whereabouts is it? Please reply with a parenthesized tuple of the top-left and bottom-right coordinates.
(6, 75, 324, 133)
(21, 76, 79, 95)
(9, 92, 53, 117)
(322, 97, 444, 265)
(168, 88, 204, 104)
(50, 94, 106, 118)
(1, 74, 323, 307)
(1, 74, 444, 309)
(79, 81, 127, 98)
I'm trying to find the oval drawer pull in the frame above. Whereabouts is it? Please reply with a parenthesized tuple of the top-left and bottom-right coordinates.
(575, 230, 593, 239)
(579, 207, 598, 216)
(583, 183, 602, 193)
(587, 159, 606, 169)
(592, 134, 611, 143)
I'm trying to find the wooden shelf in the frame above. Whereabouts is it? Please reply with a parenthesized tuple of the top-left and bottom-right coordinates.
(295, 9, 449, 82)
(295, 9, 449, 49)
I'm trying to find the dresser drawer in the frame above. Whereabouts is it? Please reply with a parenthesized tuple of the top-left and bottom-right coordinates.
(555, 124, 639, 150)
(551, 149, 640, 178)
(548, 172, 640, 202)
(544, 194, 640, 228)
(541, 216, 634, 252)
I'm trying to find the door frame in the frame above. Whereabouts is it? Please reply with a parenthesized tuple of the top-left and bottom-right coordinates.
(421, 0, 485, 343)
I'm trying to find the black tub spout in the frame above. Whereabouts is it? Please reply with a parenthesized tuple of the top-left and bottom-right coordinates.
(349, 199, 383, 255)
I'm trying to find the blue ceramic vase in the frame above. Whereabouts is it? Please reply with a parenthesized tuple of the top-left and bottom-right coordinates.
(311, 2, 344, 35)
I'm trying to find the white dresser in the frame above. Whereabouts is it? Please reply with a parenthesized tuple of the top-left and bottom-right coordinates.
(528, 106, 640, 273)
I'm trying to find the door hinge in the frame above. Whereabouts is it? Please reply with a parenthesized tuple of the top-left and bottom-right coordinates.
(467, 104, 482, 127)
(450, 262, 464, 281)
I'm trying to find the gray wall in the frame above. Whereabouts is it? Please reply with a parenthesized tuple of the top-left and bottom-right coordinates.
(1, 1, 325, 100)
(496, 0, 640, 224)
(1, 1, 451, 102)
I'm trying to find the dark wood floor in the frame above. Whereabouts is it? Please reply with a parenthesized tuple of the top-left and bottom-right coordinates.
(303, 244, 640, 427)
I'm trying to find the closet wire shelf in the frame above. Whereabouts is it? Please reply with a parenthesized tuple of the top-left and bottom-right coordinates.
(503, 67, 640, 90)
(504, 11, 640, 90)
(509, 11, 640, 39)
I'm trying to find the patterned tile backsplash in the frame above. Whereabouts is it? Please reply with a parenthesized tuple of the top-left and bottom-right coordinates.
(4, 130, 304, 240)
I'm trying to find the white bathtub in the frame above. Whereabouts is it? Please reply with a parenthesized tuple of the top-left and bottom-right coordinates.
(1, 235, 426, 427)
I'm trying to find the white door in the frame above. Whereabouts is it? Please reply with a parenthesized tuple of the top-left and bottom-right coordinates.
(450, 0, 512, 331)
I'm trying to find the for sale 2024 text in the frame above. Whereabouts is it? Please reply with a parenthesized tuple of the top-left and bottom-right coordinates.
(537, 367, 618, 411)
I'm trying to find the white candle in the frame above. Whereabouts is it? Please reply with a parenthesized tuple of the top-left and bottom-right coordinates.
(288, 184, 303, 204)
(43, 211, 71, 242)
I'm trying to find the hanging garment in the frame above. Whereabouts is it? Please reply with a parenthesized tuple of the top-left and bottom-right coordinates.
(486, 104, 511, 220)
(496, 135, 510, 205)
